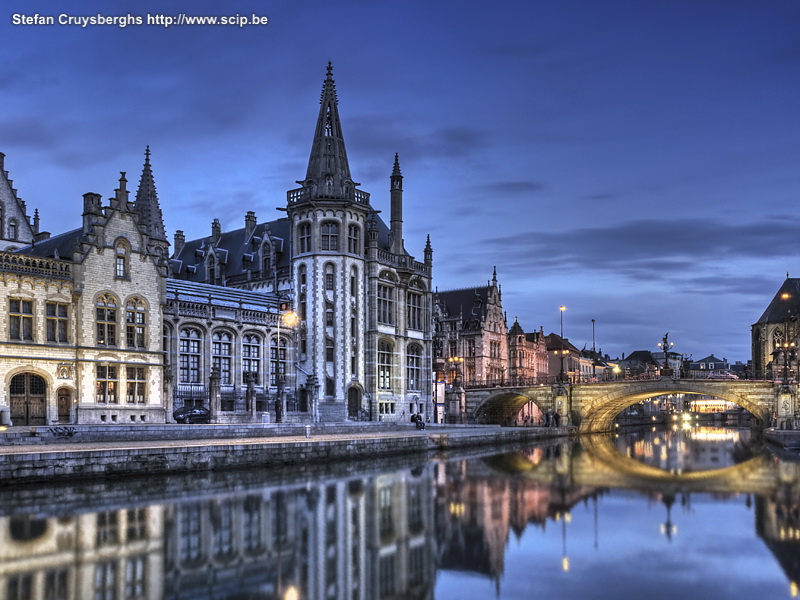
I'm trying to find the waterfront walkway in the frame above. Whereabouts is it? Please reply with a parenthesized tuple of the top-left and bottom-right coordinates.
(0, 423, 573, 484)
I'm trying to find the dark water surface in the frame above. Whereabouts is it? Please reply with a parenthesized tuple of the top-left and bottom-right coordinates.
(1, 426, 797, 600)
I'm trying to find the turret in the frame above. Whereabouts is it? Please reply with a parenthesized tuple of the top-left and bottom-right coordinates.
(424, 235, 433, 266)
(82, 192, 102, 234)
(390, 153, 404, 254)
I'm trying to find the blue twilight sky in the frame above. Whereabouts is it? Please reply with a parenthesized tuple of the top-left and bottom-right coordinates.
(2, 0, 799, 362)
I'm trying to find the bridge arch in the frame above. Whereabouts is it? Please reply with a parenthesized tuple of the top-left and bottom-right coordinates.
(575, 378, 775, 433)
(474, 391, 547, 425)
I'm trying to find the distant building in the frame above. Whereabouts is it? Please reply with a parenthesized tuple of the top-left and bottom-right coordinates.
(507, 318, 549, 383)
(751, 276, 800, 376)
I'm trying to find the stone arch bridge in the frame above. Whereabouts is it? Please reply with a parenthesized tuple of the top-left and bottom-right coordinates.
(464, 377, 784, 433)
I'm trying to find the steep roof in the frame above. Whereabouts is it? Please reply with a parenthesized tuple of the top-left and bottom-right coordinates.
(755, 277, 800, 325)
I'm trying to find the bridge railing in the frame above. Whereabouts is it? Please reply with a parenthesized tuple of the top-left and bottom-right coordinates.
(463, 370, 774, 390)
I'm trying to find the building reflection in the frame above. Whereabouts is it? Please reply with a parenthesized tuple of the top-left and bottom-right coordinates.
(0, 435, 798, 599)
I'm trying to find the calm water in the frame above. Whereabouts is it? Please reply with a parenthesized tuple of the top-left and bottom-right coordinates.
(0, 427, 798, 600)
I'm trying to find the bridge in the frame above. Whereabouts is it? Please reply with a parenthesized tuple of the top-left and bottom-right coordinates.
(461, 375, 788, 433)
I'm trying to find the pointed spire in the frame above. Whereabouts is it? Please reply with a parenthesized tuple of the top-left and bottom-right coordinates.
(134, 146, 167, 241)
(392, 153, 402, 177)
(304, 62, 355, 200)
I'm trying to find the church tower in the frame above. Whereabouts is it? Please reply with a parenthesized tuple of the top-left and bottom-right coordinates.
(286, 63, 374, 422)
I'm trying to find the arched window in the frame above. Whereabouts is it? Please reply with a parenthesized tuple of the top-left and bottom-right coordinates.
(407, 345, 422, 391)
(179, 328, 202, 383)
(96, 294, 118, 346)
(212, 331, 233, 385)
(298, 223, 311, 253)
(125, 298, 147, 348)
(320, 222, 339, 251)
(242, 334, 261, 385)
(115, 242, 129, 279)
(347, 224, 361, 254)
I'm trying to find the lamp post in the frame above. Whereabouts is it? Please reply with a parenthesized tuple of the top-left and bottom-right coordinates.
(275, 306, 298, 423)
(657, 333, 674, 377)
(559, 306, 567, 383)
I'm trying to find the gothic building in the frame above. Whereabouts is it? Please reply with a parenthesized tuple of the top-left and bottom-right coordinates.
(0, 64, 434, 425)
(0, 161, 170, 425)
(170, 63, 434, 423)
(432, 269, 508, 389)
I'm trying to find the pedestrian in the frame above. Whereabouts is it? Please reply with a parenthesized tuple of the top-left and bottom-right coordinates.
(554, 412, 561, 427)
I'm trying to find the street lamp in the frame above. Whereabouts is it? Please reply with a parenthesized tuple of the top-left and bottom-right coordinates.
(657, 333, 674, 377)
(275, 306, 298, 423)
(559, 306, 567, 383)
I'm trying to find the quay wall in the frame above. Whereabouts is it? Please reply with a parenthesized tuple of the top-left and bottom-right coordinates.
(0, 425, 574, 484)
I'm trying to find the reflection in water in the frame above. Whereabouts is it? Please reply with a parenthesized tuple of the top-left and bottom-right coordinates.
(0, 430, 797, 599)
(614, 425, 757, 474)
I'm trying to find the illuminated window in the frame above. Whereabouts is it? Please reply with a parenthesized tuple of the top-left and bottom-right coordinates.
(126, 366, 146, 404)
(96, 365, 118, 404)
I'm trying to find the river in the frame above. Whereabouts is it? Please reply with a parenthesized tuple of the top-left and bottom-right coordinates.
(0, 426, 797, 600)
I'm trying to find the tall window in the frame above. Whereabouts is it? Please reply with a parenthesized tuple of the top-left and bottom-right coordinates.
(261, 246, 271, 275)
(270, 337, 287, 386)
(407, 345, 421, 391)
(377, 285, 394, 325)
(242, 334, 261, 384)
(407, 292, 422, 330)
(96, 294, 118, 346)
(46, 302, 69, 343)
(378, 340, 393, 390)
(298, 223, 311, 253)
(179, 328, 202, 384)
(126, 366, 146, 404)
(9, 298, 33, 341)
(126, 298, 147, 348)
(320, 221, 339, 251)
(8, 219, 17, 241)
(212, 331, 233, 385)
(347, 224, 361, 254)
(207, 255, 217, 285)
(115, 243, 128, 279)
(96, 365, 118, 403)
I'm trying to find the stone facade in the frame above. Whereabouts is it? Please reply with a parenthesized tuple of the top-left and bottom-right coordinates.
(0, 166, 169, 426)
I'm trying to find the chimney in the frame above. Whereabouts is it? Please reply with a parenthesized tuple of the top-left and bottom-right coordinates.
(211, 219, 221, 243)
(174, 230, 185, 256)
(245, 211, 257, 238)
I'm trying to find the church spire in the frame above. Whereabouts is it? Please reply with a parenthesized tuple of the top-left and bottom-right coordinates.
(303, 62, 356, 200)
(134, 146, 167, 241)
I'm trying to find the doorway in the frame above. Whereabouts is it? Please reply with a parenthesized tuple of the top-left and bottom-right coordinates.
(9, 373, 47, 426)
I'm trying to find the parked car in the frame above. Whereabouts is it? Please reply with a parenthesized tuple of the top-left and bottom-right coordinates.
(173, 406, 211, 424)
